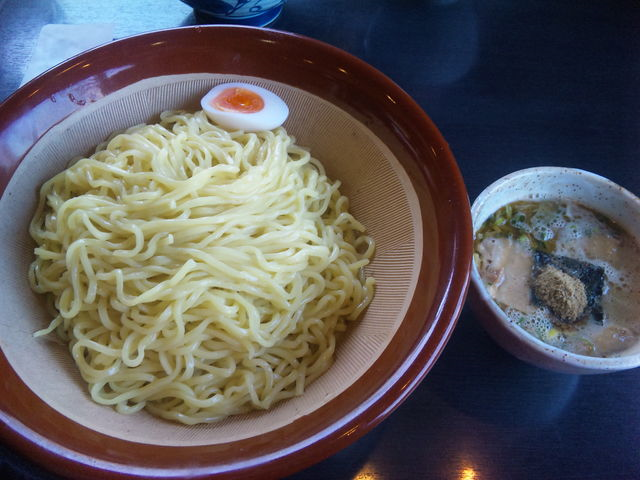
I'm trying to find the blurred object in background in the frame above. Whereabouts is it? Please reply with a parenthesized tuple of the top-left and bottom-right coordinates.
(364, 0, 478, 87)
(180, 0, 286, 26)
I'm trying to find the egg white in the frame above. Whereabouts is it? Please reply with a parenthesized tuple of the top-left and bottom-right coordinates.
(201, 82, 289, 132)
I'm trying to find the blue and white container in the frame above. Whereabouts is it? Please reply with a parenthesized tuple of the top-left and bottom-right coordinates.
(181, 0, 286, 27)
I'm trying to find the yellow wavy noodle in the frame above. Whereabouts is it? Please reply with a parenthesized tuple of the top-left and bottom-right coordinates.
(28, 110, 375, 425)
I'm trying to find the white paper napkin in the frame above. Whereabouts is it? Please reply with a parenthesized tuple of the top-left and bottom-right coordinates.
(21, 24, 115, 86)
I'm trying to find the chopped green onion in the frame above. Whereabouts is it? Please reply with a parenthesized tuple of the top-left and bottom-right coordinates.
(580, 337, 595, 353)
(505, 204, 513, 218)
(517, 234, 530, 246)
(533, 225, 554, 242)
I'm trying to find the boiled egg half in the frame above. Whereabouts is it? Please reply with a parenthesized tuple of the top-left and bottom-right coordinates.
(201, 82, 289, 132)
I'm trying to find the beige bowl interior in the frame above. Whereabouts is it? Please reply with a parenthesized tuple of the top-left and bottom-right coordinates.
(0, 74, 424, 446)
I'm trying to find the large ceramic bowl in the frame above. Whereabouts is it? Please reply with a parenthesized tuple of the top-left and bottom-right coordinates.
(469, 167, 640, 374)
(0, 26, 472, 479)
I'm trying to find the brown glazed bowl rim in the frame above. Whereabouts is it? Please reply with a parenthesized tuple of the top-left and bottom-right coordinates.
(0, 26, 472, 479)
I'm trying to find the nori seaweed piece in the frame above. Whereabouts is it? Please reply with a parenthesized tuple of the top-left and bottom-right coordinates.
(532, 251, 605, 323)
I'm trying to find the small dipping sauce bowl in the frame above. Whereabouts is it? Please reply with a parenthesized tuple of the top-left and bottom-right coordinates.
(469, 167, 640, 374)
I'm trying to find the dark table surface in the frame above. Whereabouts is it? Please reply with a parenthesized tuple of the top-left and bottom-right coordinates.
(2, 1, 639, 479)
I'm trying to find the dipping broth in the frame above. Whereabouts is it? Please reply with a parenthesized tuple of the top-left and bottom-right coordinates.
(474, 200, 640, 357)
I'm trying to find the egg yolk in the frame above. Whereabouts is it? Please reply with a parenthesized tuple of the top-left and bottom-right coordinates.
(211, 87, 265, 113)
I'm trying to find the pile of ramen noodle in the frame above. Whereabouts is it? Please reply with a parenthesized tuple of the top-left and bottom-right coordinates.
(28, 104, 376, 425)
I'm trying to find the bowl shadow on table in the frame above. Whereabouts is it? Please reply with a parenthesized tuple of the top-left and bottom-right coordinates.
(285, 421, 386, 480)
(1, 443, 65, 480)
(425, 305, 580, 427)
